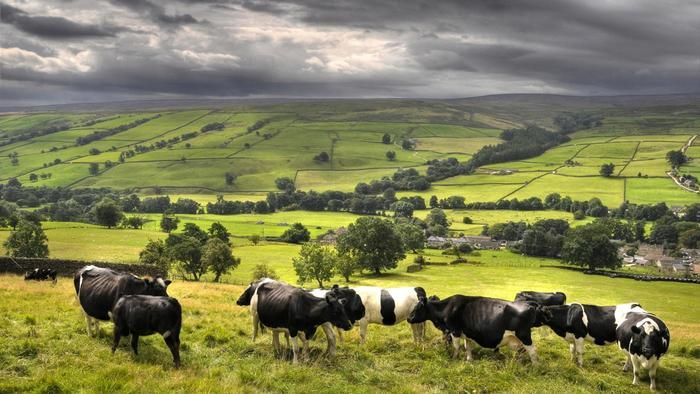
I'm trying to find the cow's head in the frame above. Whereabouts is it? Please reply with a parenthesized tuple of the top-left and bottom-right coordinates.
(325, 292, 352, 331)
(236, 282, 256, 306)
(530, 303, 553, 327)
(631, 319, 669, 359)
(144, 276, 171, 296)
(407, 294, 433, 324)
(330, 285, 365, 323)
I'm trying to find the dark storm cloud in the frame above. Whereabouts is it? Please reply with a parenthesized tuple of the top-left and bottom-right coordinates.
(0, 2, 120, 38)
(109, 0, 199, 26)
(2, 0, 700, 105)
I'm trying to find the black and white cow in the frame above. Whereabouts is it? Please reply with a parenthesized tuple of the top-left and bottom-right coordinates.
(514, 291, 566, 306)
(617, 312, 670, 391)
(74, 265, 171, 336)
(408, 294, 540, 363)
(352, 286, 427, 344)
(111, 295, 182, 368)
(306, 285, 365, 354)
(253, 280, 353, 363)
(539, 302, 645, 367)
(24, 268, 57, 283)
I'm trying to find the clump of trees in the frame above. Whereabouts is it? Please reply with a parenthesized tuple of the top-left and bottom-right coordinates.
(468, 126, 570, 170)
(76, 115, 160, 145)
(313, 152, 330, 163)
(3, 220, 49, 258)
(281, 223, 311, 244)
(140, 222, 239, 281)
(666, 150, 688, 167)
(201, 122, 225, 132)
(599, 163, 616, 177)
(553, 112, 603, 134)
(336, 216, 406, 275)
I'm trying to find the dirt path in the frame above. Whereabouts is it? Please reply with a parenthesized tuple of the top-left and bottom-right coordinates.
(666, 134, 699, 194)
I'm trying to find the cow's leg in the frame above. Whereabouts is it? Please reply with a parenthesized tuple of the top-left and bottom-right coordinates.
(523, 344, 538, 365)
(335, 327, 343, 344)
(131, 334, 140, 355)
(251, 314, 259, 341)
(574, 337, 584, 367)
(463, 338, 473, 361)
(631, 356, 641, 385)
(272, 331, 281, 355)
(649, 359, 658, 391)
(359, 318, 369, 344)
(84, 314, 93, 336)
(290, 335, 300, 364)
(111, 327, 121, 354)
(92, 318, 101, 337)
(320, 323, 337, 357)
(164, 334, 181, 368)
(623, 352, 632, 372)
(450, 334, 462, 359)
(515, 329, 538, 365)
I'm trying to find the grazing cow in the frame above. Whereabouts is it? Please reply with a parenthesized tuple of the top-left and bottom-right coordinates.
(408, 294, 540, 363)
(617, 312, 670, 391)
(539, 302, 645, 367)
(253, 280, 353, 363)
(351, 286, 427, 344)
(111, 295, 182, 368)
(514, 291, 566, 306)
(74, 265, 171, 336)
(305, 285, 365, 355)
(24, 268, 57, 283)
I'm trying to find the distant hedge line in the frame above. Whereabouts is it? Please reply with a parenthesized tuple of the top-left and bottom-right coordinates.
(0, 257, 166, 278)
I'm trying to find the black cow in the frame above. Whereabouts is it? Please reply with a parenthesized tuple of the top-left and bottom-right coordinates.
(253, 280, 353, 363)
(111, 295, 182, 368)
(74, 265, 171, 336)
(24, 268, 57, 283)
(408, 294, 539, 363)
(539, 302, 645, 367)
(617, 312, 670, 391)
(514, 291, 566, 306)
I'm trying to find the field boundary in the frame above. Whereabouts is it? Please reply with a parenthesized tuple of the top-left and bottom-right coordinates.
(0, 257, 166, 277)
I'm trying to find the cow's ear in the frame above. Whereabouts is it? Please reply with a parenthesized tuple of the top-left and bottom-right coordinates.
(631, 325, 642, 334)
(332, 284, 339, 290)
(164, 279, 172, 286)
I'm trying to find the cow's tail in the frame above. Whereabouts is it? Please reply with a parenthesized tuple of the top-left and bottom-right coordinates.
(569, 302, 588, 327)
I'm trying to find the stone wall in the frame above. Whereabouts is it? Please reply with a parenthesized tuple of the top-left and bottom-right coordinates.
(0, 257, 166, 278)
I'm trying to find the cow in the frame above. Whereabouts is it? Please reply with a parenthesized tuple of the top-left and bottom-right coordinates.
(514, 291, 566, 306)
(74, 265, 171, 336)
(253, 280, 353, 363)
(538, 302, 645, 367)
(24, 268, 57, 283)
(351, 286, 427, 344)
(408, 294, 540, 363)
(617, 312, 670, 391)
(236, 277, 276, 341)
(111, 295, 182, 368)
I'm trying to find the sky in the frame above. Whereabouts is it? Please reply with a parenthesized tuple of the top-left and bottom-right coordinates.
(1, 0, 700, 106)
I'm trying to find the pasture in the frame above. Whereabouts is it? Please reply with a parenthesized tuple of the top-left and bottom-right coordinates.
(1, 249, 699, 393)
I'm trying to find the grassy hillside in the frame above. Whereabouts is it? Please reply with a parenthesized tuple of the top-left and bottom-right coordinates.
(1, 99, 698, 206)
(1, 249, 698, 393)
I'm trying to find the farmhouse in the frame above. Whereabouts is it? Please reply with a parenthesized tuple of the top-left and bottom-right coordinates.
(426, 235, 500, 250)
(319, 227, 347, 245)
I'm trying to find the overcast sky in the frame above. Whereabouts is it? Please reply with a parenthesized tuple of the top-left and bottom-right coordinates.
(1, 0, 700, 105)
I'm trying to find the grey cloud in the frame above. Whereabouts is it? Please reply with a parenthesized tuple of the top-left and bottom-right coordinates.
(110, 0, 200, 26)
(0, 2, 120, 38)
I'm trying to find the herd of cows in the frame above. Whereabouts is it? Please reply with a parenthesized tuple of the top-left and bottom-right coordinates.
(25, 265, 670, 391)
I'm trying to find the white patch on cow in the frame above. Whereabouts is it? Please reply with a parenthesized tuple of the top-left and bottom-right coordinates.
(636, 317, 660, 334)
(569, 303, 589, 328)
(157, 278, 166, 288)
(249, 278, 277, 341)
(614, 303, 647, 327)
(107, 311, 113, 321)
(309, 289, 327, 298)
(162, 330, 171, 338)
(78, 266, 96, 295)
(662, 338, 668, 348)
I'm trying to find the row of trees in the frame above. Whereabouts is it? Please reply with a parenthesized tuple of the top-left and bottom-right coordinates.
(76, 115, 159, 145)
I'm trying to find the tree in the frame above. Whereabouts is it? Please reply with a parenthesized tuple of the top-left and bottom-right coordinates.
(335, 253, 357, 283)
(225, 172, 237, 185)
(382, 133, 391, 144)
(160, 214, 180, 233)
(386, 150, 396, 161)
(203, 238, 240, 282)
(666, 150, 688, 167)
(313, 151, 330, 162)
(252, 264, 279, 280)
(275, 177, 295, 191)
(29, 173, 38, 182)
(426, 208, 449, 227)
(429, 195, 439, 208)
(249, 234, 261, 246)
(336, 217, 405, 275)
(94, 199, 123, 228)
(3, 220, 49, 258)
(208, 222, 231, 245)
(122, 216, 146, 229)
(599, 163, 615, 177)
(139, 239, 170, 271)
(395, 222, 425, 252)
(401, 139, 415, 150)
(89, 163, 99, 175)
(561, 224, 621, 270)
(293, 242, 336, 288)
(6, 178, 21, 188)
(391, 200, 414, 218)
(182, 223, 209, 244)
(168, 235, 205, 280)
(462, 217, 473, 224)
(281, 222, 311, 244)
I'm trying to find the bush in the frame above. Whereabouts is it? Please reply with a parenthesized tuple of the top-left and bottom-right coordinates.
(252, 264, 278, 280)
(462, 216, 473, 224)
(281, 223, 311, 244)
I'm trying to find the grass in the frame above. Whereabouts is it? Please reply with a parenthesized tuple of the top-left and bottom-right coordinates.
(0, 249, 698, 393)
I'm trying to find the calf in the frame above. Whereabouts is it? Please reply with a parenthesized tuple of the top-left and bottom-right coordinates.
(408, 294, 539, 363)
(617, 312, 670, 391)
(514, 291, 566, 306)
(352, 286, 427, 344)
(74, 265, 171, 336)
(111, 295, 182, 368)
(24, 268, 57, 283)
(254, 281, 353, 363)
(539, 302, 645, 367)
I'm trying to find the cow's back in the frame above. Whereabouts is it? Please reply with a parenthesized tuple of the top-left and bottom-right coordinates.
(76, 266, 134, 320)
(451, 296, 532, 348)
(353, 286, 419, 325)
(255, 282, 298, 329)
